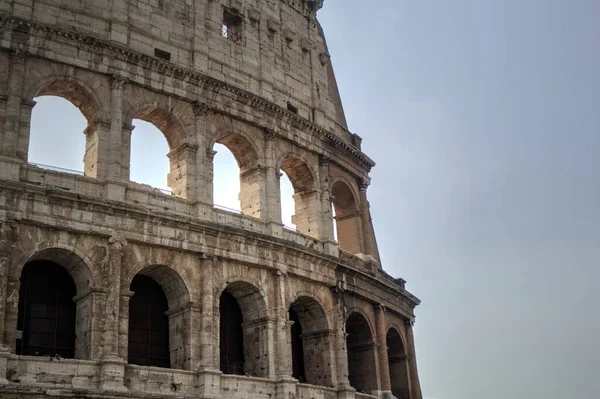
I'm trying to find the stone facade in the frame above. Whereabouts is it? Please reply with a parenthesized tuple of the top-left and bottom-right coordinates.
(0, 1, 423, 399)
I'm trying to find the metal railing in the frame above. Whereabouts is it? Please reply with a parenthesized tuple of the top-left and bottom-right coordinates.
(213, 204, 243, 214)
(29, 162, 84, 176)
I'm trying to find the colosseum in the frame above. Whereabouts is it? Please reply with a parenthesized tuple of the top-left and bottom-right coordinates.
(0, 1, 423, 398)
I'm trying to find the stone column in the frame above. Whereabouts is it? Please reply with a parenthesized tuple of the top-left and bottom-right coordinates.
(107, 74, 127, 180)
(167, 143, 198, 199)
(83, 118, 111, 179)
(0, 221, 16, 383)
(357, 180, 381, 264)
(318, 155, 335, 242)
(404, 320, 423, 399)
(274, 271, 296, 399)
(1, 50, 25, 158)
(331, 288, 354, 399)
(375, 305, 392, 397)
(99, 236, 128, 393)
(264, 129, 283, 236)
(192, 102, 214, 216)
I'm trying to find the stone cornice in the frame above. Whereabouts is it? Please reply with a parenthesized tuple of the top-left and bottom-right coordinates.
(0, 14, 376, 171)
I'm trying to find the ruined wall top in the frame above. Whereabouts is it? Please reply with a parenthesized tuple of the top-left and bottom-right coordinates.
(2, 0, 359, 149)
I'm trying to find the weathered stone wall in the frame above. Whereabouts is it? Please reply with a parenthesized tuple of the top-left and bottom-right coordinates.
(0, 1, 423, 398)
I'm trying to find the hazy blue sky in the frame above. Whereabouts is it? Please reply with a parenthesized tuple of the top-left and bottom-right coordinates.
(27, 1, 599, 399)
(318, 1, 599, 399)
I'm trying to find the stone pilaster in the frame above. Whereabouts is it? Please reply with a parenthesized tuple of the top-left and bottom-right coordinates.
(318, 155, 335, 242)
(192, 102, 212, 208)
(374, 305, 392, 397)
(264, 129, 283, 235)
(332, 288, 352, 391)
(1, 51, 25, 158)
(198, 256, 218, 371)
(274, 271, 292, 378)
(357, 180, 381, 264)
(99, 236, 127, 392)
(404, 320, 423, 399)
(107, 74, 127, 180)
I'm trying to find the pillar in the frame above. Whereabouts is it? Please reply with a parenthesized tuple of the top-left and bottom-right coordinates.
(167, 143, 198, 199)
(192, 102, 213, 212)
(83, 118, 111, 179)
(375, 305, 392, 397)
(198, 257, 217, 370)
(264, 129, 283, 233)
(318, 155, 335, 242)
(99, 236, 127, 392)
(0, 221, 16, 351)
(107, 74, 127, 180)
(404, 320, 423, 399)
(357, 180, 381, 264)
(1, 50, 25, 158)
(331, 288, 352, 392)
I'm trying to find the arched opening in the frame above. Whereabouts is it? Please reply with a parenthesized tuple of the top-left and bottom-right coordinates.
(213, 143, 242, 212)
(387, 328, 410, 399)
(289, 308, 305, 381)
(289, 296, 333, 387)
(280, 172, 296, 229)
(212, 131, 262, 219)
(127, 265, 190, 369)
(346, 313, 378, 394)
(16, 261, 76, 359)
(130, 119, 171, 193)
(128, 275, 170, 368)
(26, 79, 103, 178)
(331, 181, 362, 254)
(29, 96, 87, 175)
(129, 107, 191, 198)
(219, 292, 244, 375)
(280, 156, 319, 238)
(218, 281, 269, 377)
(14, 248, 94, 359)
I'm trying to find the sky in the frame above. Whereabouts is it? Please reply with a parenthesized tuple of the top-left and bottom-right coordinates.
(27, 1, 599, 399)
(317, 1, 600, 399)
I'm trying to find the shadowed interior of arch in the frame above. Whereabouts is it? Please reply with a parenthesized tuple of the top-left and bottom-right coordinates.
(387, 328, 411, 399)
(29, 96, 87, 174)
(289, 296, 333, 387)
(127, 265, 191, 370)
(346, 312, 378, 394)
(219, 281, 269, 378)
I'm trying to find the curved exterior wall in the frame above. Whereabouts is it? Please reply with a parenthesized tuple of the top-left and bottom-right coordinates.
(0, 1, 423, 399)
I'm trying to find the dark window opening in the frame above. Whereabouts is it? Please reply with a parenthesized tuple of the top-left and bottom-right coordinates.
(154, 48, 171, 61)
(290, 308, 306, 382)
(17, 261, 77, 359)
(287, 101, 298, 114)
(128, 275, 170, 368)
(220, 292, 245, 375)
(222, 8, 243, 45)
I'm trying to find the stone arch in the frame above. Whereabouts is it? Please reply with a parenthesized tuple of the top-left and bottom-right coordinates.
(331, 178, 362, 254)
(23, 75, 107, 177)
(216, 280, 270, 377)
(345, 310, 378, 394)
(124, 102, 195, 198)
(126, 264, 192, 369)
(11, 247, 97, 360)
(126, 264, 191, 310)
(288, 295, 334, 387)
(211, 128, 260, 172)
(24, 75, 104, 122)
(277, 154, 320, 238)
(386, 327, 410, 399)
(209, 121, 264, 218)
